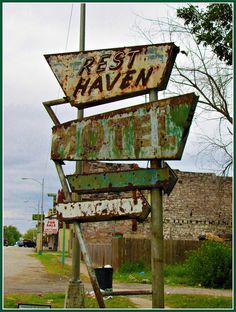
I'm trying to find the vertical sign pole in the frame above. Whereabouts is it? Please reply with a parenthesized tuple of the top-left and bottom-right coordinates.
(61, 222, 66, 265)
(72, 2, 86, 282)
(150, 89, 164, 308)
(65, 4, 86, 308)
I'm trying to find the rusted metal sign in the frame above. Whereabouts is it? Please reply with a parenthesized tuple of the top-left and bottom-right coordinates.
(45, 43, 179, 108)
(56, 194, 151, 222)
(67, 166, 177, 195)
(51, 93, 198, 161)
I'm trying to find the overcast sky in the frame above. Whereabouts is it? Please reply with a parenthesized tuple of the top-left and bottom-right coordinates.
(3, 2, 225, 234)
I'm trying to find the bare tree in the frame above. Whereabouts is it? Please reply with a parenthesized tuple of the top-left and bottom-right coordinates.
(134, 11, 232, 176)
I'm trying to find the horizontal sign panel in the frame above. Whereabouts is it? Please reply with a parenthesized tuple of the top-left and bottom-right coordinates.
(56, 196, 151, 222)
(67, 166, 177, 195)
(51, 93, 198, 161)
(45, 43, 179, 108)
(32, 214, 44, 221)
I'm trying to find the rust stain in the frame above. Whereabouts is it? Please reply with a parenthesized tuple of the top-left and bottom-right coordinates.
(45, 43, 179, 109)
(51, 93, 198, 161)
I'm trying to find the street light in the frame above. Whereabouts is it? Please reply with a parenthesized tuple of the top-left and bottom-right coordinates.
(24, 200, 40, 237)
(22, 177, 44, 254)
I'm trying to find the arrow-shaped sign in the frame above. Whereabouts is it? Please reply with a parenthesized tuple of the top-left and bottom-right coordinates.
(51, 93, 198, 161)
(56, 193, 151, 222)
(66, 165, 177, 195)
(45, 43, 179, 108)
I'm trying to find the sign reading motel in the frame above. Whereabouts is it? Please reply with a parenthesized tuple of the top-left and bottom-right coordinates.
(51, 93, 198, 161)
(45, 43, 179, 108)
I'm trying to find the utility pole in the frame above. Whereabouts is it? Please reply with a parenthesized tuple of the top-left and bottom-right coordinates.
(150, 89, 164, 308)
(22, 177, 44, 255)
(64, 3, 86, 308)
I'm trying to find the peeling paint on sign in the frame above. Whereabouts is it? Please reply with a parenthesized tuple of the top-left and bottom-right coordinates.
(66, 166, 177, 194)
(45, 43, 179, 108)
(56, 196, 151, 222)
(51, 93, 198, 161)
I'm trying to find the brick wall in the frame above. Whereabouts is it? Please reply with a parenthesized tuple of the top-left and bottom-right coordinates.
(80, 162, 232, 242)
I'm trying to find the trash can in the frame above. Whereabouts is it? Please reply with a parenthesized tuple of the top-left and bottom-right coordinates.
(94, 267, 113, 290)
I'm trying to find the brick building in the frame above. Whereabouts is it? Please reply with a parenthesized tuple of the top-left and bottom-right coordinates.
(78, 162, 232, 243)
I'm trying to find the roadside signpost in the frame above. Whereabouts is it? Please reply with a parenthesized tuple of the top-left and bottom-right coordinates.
(44, 39, 198, 309)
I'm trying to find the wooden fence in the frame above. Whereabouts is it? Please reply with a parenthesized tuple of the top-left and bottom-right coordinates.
(86, 243, 112, 267)
(87, 238, 202, 270)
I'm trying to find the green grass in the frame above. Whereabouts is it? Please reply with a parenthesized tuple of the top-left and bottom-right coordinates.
(4, 293, 136, 309)
(4, 293, 232, 309)
(30, 252, 71, 278)
(113, 261, 152, 284)
(4, 293, 65, 309)
(25, 252, 232, 309)
(164, 263, 193, 286)
(165, 294, 232, 308)
(113, 262, 191, 286)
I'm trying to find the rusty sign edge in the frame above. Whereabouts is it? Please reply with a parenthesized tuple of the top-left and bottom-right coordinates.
(56, 196, 151, 223)
(51, 92, 198, 161)
(66, 167, 171, 194)
(45, 42, 180, 109)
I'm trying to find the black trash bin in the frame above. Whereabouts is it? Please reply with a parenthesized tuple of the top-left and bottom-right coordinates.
(94, 267, 113, 290)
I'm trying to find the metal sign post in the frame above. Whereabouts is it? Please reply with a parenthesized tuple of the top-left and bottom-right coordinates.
(150, 89, 164, 308)
(64, 3, 85, 309)
(44, 29, 198, 307)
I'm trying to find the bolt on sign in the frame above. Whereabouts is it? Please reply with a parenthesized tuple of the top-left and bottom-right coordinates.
(51, 93, 198, 161)
(56, 193, 151, 222)
(66, 166, 177, 195)
(44, 43, 179, 108)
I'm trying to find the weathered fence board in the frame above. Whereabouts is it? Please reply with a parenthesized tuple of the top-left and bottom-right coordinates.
(86, 243, 112, 268)
(112, 238, 202, 269)
(86, 238, 202, 270)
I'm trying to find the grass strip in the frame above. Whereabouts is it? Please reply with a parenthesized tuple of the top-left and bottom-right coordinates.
(4, 293, 137, 309)
(4, 293, 232, 309)
(165, 294, 232, 308)
(30, 252, 71, 278)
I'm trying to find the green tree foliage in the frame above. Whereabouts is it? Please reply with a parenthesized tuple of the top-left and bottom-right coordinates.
(23, 228, 37, 241)
(177, 4, 232, 65)
(4, 225, 21, 245)
(185, 241, 232, 289)
(135, 4, 233, 175)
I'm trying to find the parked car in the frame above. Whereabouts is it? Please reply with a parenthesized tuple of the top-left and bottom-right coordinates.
(16, 240, 24, 247)
(23, 239, 36, 248)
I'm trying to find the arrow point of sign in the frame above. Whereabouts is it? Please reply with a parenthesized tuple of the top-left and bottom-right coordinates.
(163, 162, 178, 196)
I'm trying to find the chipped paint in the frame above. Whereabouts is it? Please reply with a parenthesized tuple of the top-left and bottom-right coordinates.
(56, 196, 151, 222)
(66, 167, 175, 194)
(51, 93, 198, 161)
(45, 43, 179, 108)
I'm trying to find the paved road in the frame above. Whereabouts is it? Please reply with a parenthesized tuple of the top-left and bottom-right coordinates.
(4, 246, 69, 294)
(4, 246, 232, 308)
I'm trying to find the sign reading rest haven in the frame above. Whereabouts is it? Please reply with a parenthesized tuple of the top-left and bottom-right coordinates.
(45, 43, 179, 108)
